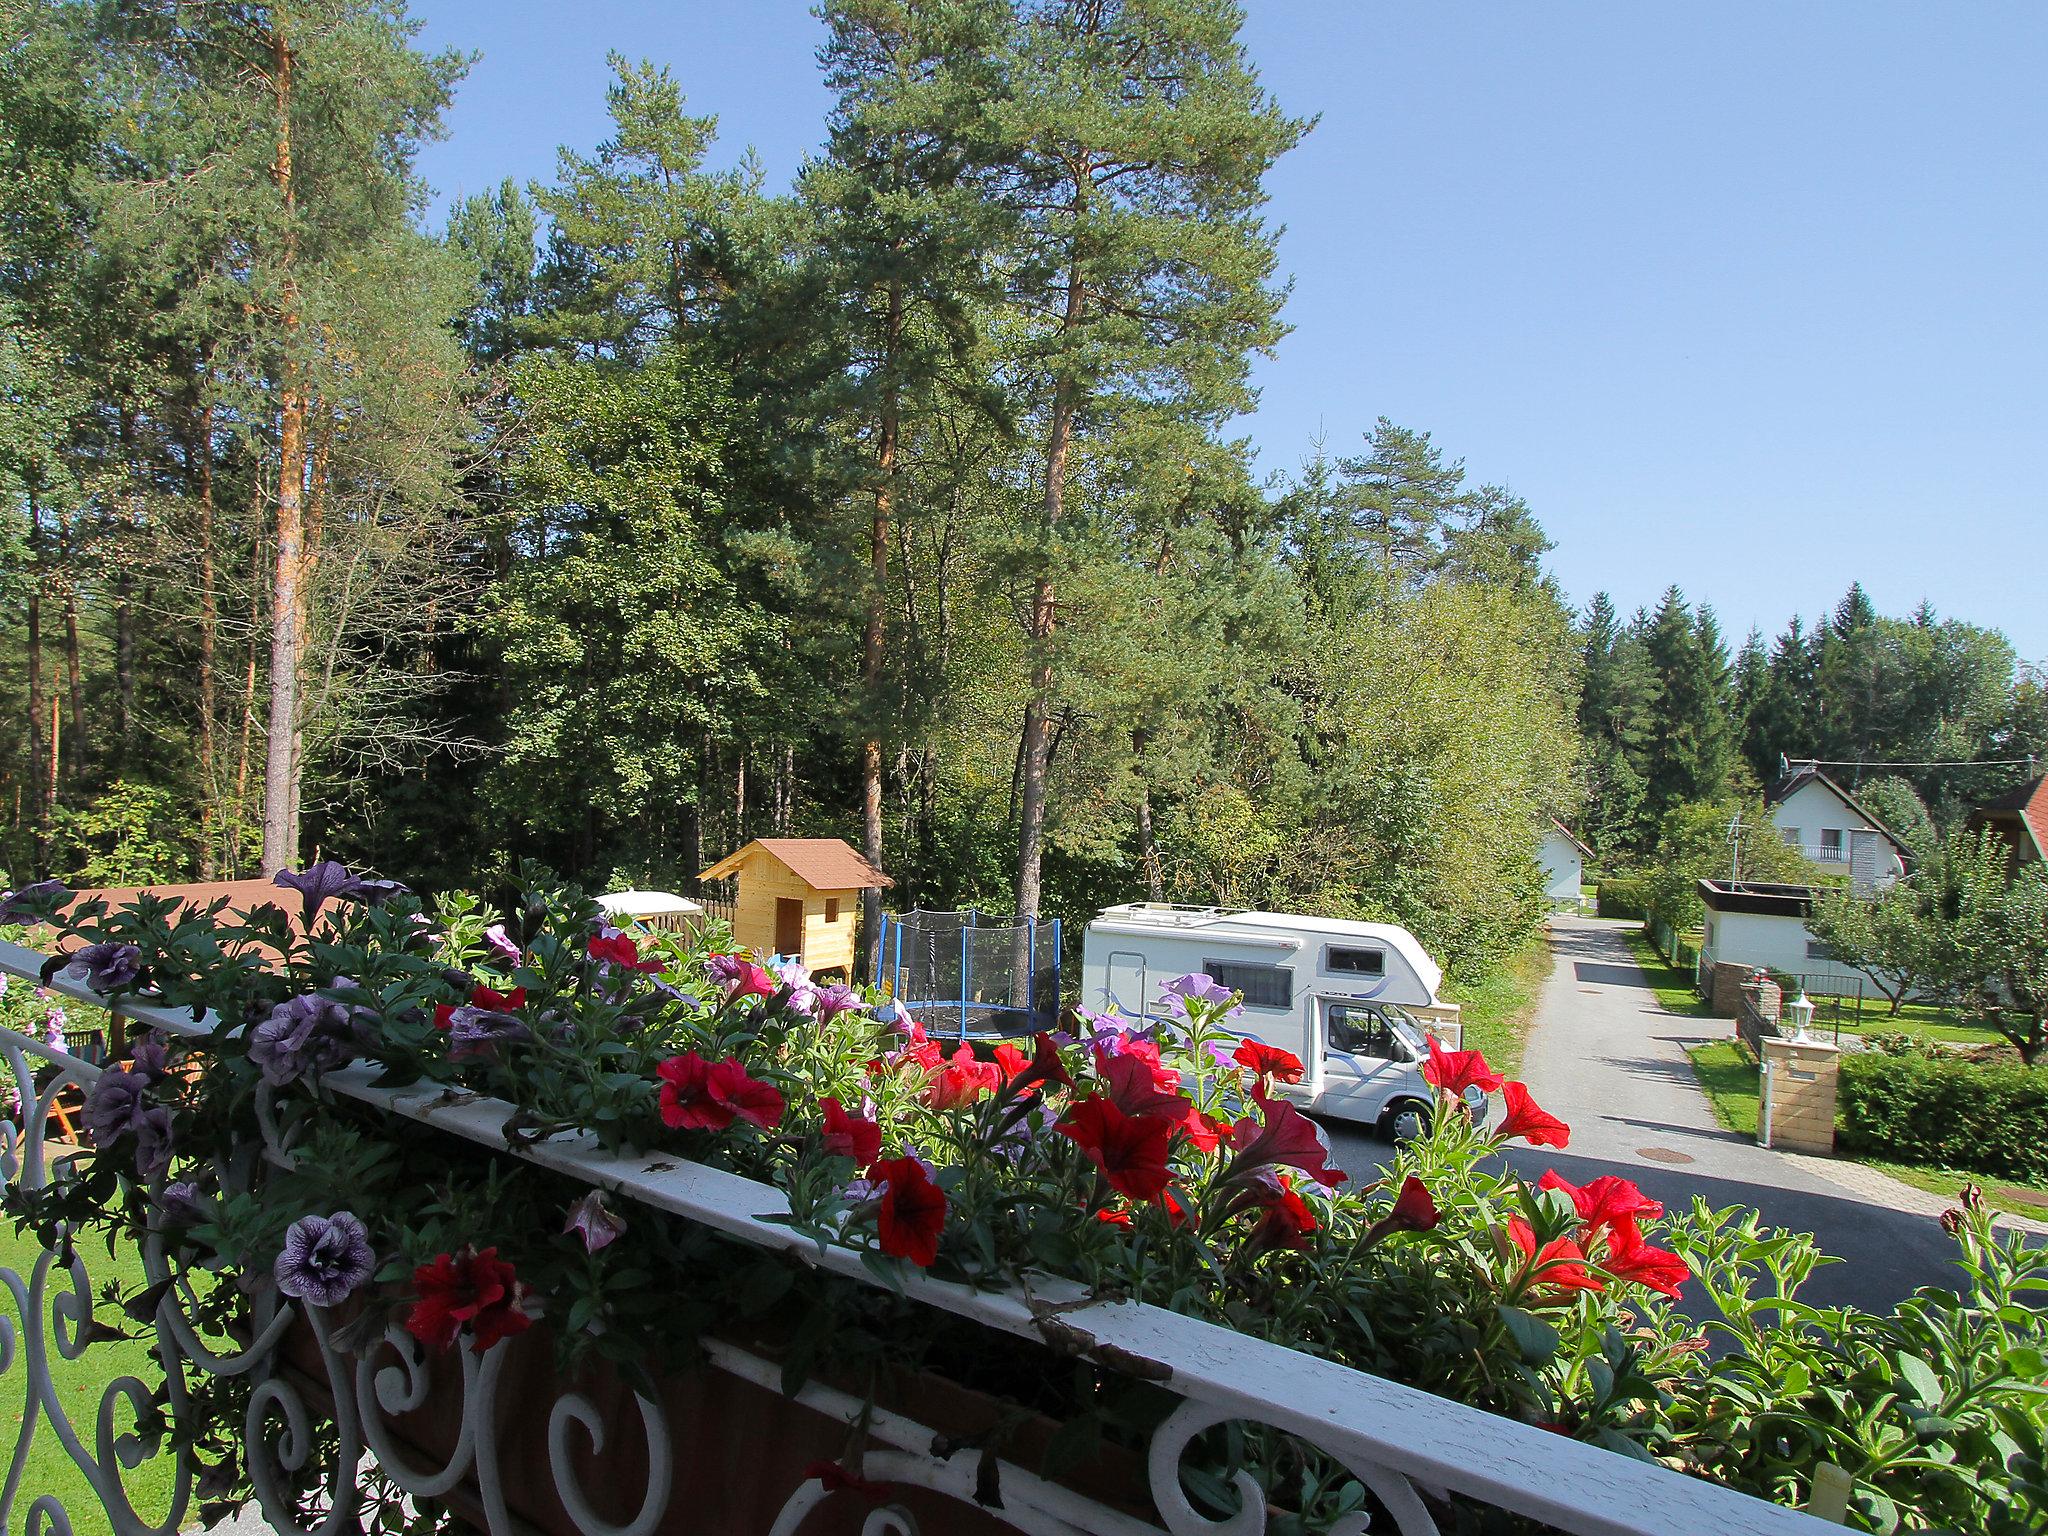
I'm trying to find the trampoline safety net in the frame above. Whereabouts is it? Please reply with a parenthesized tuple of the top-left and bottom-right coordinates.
(871, 909, 1062, 1040)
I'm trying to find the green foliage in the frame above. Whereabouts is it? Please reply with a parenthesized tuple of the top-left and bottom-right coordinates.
(1806, 875, 1943, 1015)
(1595, 871, 1654, 920)
(1838, 1051, 2048, 1184)
(1636, 795, 1819, 935)
(52, 780, 193, 885)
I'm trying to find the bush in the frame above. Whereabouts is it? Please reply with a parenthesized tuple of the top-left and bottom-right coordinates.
(1838, 1051, 2048, 1183)
(1597, 870, 1654, 920)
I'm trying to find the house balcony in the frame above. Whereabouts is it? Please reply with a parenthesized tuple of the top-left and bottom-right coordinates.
(0, 930, 1854, 1536)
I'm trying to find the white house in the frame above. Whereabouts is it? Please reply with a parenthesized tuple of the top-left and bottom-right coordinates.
(1537, 820, 1591, 906)
(1697, 879, 1900, 999)
(1763, 763, 1910, 894)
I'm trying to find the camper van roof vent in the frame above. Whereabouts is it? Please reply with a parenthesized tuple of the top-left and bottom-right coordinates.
(1115, 903, 1248, 928)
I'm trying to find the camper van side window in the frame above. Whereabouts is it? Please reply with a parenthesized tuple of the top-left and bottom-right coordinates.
(1326, 946, 1385, 976)
(1204, 959, 1293, 1009)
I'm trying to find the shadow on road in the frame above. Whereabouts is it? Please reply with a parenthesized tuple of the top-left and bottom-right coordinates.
(1572, 961, 1646, 987)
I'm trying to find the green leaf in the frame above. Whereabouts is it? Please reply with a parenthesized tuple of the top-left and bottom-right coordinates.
(1496, 1304, 1559, 1365)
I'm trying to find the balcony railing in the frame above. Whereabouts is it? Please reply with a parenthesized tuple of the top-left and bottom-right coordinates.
(0, 936, 1845, 1536)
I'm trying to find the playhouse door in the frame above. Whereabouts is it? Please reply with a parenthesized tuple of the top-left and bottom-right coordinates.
(775, 898, 804, 957)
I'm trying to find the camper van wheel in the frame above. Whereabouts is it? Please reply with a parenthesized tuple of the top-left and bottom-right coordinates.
(1383, 1098, 1432, 1144)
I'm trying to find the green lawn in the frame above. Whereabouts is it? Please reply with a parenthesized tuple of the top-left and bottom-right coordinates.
(1824, 1002, 2003, 1048)
(0, 1216, 179, 1535)
(1682, 1041, 2048, 1221)
(1624, 929, 1713, 1018)
(1443, 930, 1552, 1079)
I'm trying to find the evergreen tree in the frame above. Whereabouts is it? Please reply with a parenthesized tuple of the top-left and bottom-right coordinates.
(1639, 586, 1733, 819)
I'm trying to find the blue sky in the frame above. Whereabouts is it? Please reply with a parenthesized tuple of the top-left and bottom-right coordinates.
(406, 1, 2048, 662)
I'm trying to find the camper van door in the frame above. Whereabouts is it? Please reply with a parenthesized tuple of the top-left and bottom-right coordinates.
(1312, 997, 1417, 1120)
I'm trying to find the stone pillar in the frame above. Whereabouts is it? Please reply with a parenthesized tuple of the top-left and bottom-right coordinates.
(1758, 1036, 1840, 1155)
(1708, 961, 1756, 1017)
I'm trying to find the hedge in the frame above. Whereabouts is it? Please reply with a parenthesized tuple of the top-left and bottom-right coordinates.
(1596, 871, 1654, 921)
(1837, 1050, 2048, 1184)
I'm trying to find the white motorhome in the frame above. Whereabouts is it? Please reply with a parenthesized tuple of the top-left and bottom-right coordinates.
(1079, 904, 1465, 1138)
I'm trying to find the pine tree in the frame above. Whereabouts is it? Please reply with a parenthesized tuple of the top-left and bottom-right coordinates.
(987, 0, 1306, 918)
(1640, 586, 1733, 819)
(1334, 418, 1467, 578)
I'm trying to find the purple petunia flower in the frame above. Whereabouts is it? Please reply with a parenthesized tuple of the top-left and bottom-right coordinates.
(81, 1068, 173, 1178)
(483, 924, 522, 964)
(0, 880, 69, 925)
(248, 991, 368, 1086)
(133, 1107, 174, 1180)
(564, 1191, 627, 1252)
(1162, 973, 1233, 1007)
(445, 1007, 531, 1063)
(814, 983, 868, 1022)
(129, 1032, 172, 1083)
(273, 1212, 376, 1308)
(273, 862, 370, 927)
(157, 1181, 207, 1224)
(652, 979, 702, 1009)
(62, 942, 143, 993)
(705, 954, 746, 989)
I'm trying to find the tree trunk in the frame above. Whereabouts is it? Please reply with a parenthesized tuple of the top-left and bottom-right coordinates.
(193, 399, 219, 876)
(24, 488, 46, 873)
(861, 277, 903, 968)
(260, 17, 306, 876)
(233, 478, 266, 876)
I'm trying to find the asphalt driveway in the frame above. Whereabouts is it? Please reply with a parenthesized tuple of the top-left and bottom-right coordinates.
(1321, 916, 1983, 1315)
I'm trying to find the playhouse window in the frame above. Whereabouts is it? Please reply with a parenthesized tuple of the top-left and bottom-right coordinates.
(1204, 959, 1293, 1009)
(825, 898, 840, 922)
(1325, 946, 1385, 977)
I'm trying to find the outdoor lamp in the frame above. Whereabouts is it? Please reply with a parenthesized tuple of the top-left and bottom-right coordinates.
(1786, 990, 1814, 1043)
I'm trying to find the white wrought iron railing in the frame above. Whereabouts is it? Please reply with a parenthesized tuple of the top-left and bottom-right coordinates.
(0, 936, 1845, 1536)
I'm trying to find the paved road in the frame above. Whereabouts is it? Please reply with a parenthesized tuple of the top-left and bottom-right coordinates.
(1322, 916, 1974, 1315)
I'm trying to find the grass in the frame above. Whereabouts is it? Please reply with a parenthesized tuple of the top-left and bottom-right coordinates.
(1682, 1041, 2048, 1221)
(1822, 1002, 2003, 1048)
(1442, 930, 1552, 1079)
(0, 1207, 179, 1535)
(1624, 928, 1713, 1018)
(1685, 1039, 1760, 1137)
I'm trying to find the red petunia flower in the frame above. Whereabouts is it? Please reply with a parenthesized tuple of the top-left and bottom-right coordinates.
(1494, 1082, 1570, 1149)
(1233, 1037, 1305, 1086)
(819, 1096, 881, 1167)
(1244, 1175, 1319, 1253)
(434, 982, 527, 1031)
(1097, 1191, 1188, 1228)
(1538, 1170, 1661, 1232)
(1599, 1217, 1689, 1299)
(656, 1052, 785, 1131)
(1505, 1217, 1604, 1297)
(873, 1155, 947, 1267)
(925, 1042, 1001, 1110)
(1421, 1037, 1505, 1098)
(1056, 1095, 1176, 1202)
(802, 1461, 893, 1503)
(1093, 1047, 1189, 1119)
(992, 1041, 1028, 1078)
(588, 933, 663, 972)
(1228, 1094, 1346, 1188)
(406, 1246, 533, 1354)
(1365, 1174, 1440, 1244)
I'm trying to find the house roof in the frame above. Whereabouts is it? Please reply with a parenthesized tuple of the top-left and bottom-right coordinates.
(1967, 774, 2048, 863)
(1763, 762, 1913, 860)
(700, 838, 892, 890)
(1545, 818, 1593, 859)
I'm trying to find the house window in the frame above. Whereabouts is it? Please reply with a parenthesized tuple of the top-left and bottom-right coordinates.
(1204, 959, 1293, 1010)
(1325, 946, 1385, 976)
(1780, 827, 1801, 846)
(825, 898, 840, 923)
(1819, 829, 1843, 860)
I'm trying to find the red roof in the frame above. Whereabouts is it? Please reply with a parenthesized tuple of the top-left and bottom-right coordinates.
(701, 838, 891, 890)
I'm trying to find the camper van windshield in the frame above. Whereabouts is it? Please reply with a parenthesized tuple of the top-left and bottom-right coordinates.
(1389, 1013, 1428, 1059)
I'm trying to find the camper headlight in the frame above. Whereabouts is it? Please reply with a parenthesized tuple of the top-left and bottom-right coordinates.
(1461, 1084, 1490, 1124)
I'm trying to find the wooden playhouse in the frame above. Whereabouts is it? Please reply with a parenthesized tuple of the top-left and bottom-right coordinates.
(698, 837, 890, 977)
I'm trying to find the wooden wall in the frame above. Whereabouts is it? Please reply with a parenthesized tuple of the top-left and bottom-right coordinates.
(727, 850, 859, 977)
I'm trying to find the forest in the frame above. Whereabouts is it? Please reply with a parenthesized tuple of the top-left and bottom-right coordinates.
(1, 0, 2040, 983)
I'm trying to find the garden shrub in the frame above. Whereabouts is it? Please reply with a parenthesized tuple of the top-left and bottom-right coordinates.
(1838, 1050, 2048, 1183)
(1596, 870, 1654, 920)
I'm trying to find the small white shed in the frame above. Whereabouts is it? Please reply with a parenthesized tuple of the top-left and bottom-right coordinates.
(1538, 821, 1591, 906)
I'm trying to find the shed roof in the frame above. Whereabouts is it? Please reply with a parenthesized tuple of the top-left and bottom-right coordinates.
(1968, 774, 2048, 862)
(700, 837, 892, 890)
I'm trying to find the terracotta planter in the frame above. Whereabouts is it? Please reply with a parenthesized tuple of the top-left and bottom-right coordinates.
(279, 1313, 1151, 1536)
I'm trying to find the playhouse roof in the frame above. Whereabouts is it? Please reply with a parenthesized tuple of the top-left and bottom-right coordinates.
(700, 837, 892, 890)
